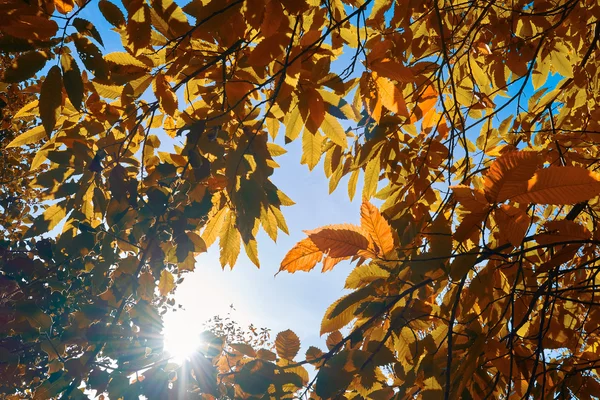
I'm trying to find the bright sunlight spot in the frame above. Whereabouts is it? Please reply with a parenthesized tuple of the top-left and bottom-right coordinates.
(161, 262, 245, 363)
(162, 318, 204, 363)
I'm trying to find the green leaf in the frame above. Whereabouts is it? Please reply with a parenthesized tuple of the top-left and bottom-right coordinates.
(39, 66, 63, 135)
(2, 51, 49, 83)
(61, 52, 84, 111)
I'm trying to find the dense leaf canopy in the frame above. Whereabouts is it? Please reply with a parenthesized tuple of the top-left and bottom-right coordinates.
(3, 0, 600, 398)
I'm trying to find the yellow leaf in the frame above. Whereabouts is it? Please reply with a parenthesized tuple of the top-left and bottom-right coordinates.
(321, 296, 358, 335)
(279, 238, 323, 274)
(510, 166, 600, 205)
(42, 203, 67, 231)
(321, 113, 347, 148)
(300, 130, 323, 171)
(275, 330, 300, 360)
(549, 42, 573, 78)
(345, 263, 389, 289)
(374, 75, 409, 117)
(201, 207, 226, 248)
(104, 52, 150, 69)
(307, 224, 370, 258)
(360, 201, 394, 256)
(7, 125, 46, 148)
(219, 210, 240, 269)
(362, 154, 380, 200)
(285, 105, 303, 141)
(92, 81, 122, 99)
(158, 270, 175, 296)
(243, 238, 260, 268)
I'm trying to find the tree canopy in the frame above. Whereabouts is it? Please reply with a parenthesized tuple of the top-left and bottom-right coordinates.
(3, 0, 600, 398)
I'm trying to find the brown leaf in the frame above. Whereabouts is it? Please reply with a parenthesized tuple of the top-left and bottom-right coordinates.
(39, 66, 63, 135)
(61, 52, 84, 110)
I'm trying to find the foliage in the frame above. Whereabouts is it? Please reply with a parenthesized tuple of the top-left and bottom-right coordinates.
(3, 0, 600, 398)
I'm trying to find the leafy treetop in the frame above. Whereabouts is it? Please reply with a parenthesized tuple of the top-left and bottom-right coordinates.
(3, 0, 600, 398)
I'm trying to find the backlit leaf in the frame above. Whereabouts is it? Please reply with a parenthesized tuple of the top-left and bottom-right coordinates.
(483, 150, 542, 202)
(158, 269, 175, 296)
(510, 166, 600, 205)
(279, 238, 323, 273)
(360, 201, 394, 256)
(307, 224, 370, 258)
(275, 330, 300, 360)
(7, 125, 47, 148)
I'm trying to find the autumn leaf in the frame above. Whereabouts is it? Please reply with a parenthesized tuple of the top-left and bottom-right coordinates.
(494, 204, 530, 247)
(60, 52, 84, 111)
(306, 224, 370, 258)
(275, 330, 300, 360)
(279, 238, 323, 273)
(483, 150, 542, 203)
(360, 201, 394, 256)
(158, 270, 175, 296)
(2, 51, 49, 83)
(510, 166, 600, 205)
(7, 125, 47, 148)
(374, 75, 409, 117)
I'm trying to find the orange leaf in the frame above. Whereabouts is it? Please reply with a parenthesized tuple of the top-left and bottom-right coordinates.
(451, 185, 489, 212)
(370, 59, 414, 83)
(374, 75, 409, 117)
(275, 330, 300, 360)
(279, 238, 323, 273)
(535, 220, 591, 246)
(494, 205, 529, 247)
(483, 151, 542, 202)
(321, 256, 347, 272)
(154, 73, 178, 117)
(360, 201, 394, 256)
(510, 166, 600, 205)
(307, 224, 370, 258)
(55, 0, 74, 14)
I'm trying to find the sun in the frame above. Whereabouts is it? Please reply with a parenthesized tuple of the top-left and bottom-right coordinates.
(162, 312, 204, 363)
